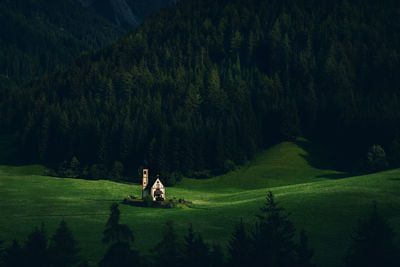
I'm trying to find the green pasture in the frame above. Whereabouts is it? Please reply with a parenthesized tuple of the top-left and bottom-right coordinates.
(0, 139, 399, 266)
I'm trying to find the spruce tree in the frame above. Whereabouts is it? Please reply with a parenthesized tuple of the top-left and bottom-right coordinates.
(228, 218, 250, 267)
(99, 242, 140, 267)
(48, 220, 80, 267)
(296, 230, 315, 267)
(103, 203, 134, 244)
(181, 224, 210, 267)
(252, 192, 297, 267)
(152, 221, 180, 267)
(100, 203, 139, 267)
(24, 224, 49, 267)
(344, 203, 399, 267)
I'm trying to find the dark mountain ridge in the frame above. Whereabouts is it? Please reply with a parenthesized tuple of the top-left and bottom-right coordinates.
(75, 0, 177, 28)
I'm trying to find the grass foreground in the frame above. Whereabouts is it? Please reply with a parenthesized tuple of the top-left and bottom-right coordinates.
(0, 139, 399, 266)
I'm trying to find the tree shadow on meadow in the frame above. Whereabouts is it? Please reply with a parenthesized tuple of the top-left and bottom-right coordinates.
(295, 138, 362, 179)
(315, 173, 352, 179)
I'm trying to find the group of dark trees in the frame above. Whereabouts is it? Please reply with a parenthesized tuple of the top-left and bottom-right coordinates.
(1, 0, 400, 179)
(0, 221, 83, 267)
(1, 193, 398, 267)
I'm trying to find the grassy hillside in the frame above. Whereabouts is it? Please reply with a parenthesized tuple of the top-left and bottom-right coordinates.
(0, 140, 399, 266)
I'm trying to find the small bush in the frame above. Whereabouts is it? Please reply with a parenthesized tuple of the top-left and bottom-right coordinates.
(367, 145, 388, 172)
(69, 156, 80, 177)
(57, 160, 68, 177)
(166, 200, 176, 208)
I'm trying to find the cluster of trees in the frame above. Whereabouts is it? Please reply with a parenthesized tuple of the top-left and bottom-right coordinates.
(1, 0, 400, 179)
(49, 156, 127, 181)
(0, 221, 84, 267)
(1, 193, 398, 267)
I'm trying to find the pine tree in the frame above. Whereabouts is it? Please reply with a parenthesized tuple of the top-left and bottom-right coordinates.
(69, 156, 80, 178)
(228, 218, 250, 267)
(38, 116, 49, 161)
(48, 220, 80, 267)
(252, 192, 298, 266)
(182, 223, 195, 264)
(296, 230, 315, 267)
(344, 203, 399, 267)
(152, 221, 180, 267)
(181, 224, 210, 267)
(99, 242, 140, 267)
(24, 224, 49, 267)
(100, 203, 139, 267)
(103, 203, 134, 244)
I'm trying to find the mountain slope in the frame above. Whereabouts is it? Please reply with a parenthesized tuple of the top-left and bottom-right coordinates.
(78, 0, 177, 28)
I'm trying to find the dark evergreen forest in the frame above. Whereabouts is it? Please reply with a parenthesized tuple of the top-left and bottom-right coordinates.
(1, 0, 399, 180)
(0, 0, 124, 84)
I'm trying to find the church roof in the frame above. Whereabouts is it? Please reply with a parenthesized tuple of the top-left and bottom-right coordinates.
(143, 178, 165, 191)
(151, 178, 164, 189)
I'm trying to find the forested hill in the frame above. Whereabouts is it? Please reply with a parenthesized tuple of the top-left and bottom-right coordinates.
(3, 0, 400, 180)
(0, 0, 122, 84)
(0, 0, 176, 84)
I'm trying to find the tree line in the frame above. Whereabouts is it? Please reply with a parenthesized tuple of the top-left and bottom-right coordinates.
(1, 0, 400, 179)
(1, 192, 398, 267)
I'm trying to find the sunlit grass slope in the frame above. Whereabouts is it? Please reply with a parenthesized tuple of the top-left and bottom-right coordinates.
(0, 139, 399, 267)
(179, 138, 344, 192)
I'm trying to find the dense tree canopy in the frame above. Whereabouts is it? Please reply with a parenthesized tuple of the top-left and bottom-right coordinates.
(1, 0, 400, 179)
(0, 0, 124, 84)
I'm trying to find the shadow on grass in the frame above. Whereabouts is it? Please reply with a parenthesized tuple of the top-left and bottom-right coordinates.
(389, 178, 400, 181)
(295, 138, 342, 170)
(295, 138, 367, 179)
(316, 173, 352, 179)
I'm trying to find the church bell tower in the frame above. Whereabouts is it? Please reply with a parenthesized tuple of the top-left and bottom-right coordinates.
(142, 169, 148, 198)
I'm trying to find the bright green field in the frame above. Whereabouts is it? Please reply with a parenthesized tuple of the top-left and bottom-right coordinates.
(0, 139, 399, 266)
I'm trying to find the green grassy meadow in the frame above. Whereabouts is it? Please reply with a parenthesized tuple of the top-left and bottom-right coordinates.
(0, 139, 399, 266)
